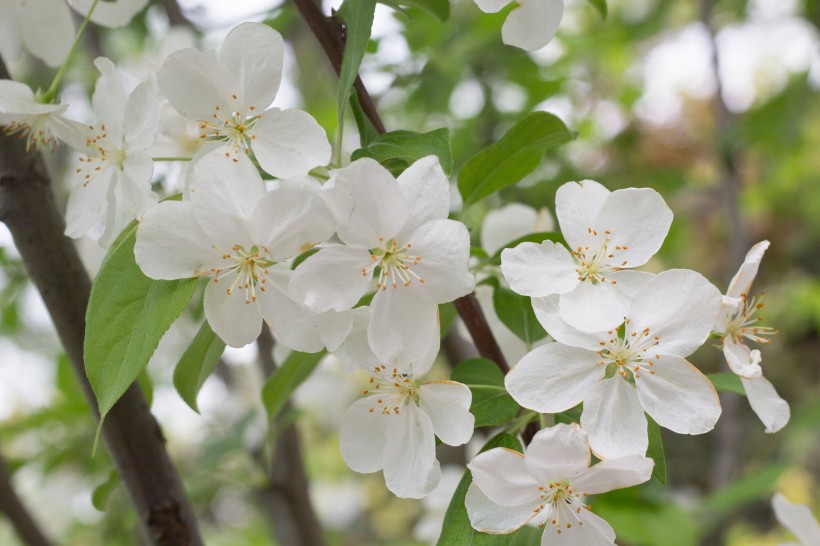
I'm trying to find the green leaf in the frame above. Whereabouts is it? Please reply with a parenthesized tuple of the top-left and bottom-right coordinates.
(85, 224, 197, 423)
(173, 321, 226, 413)
(707, 372, 746, 396)
(379, 0, 449, 21)
(337, 0, 377, 123)
(700, 464, 787, 533)
(91, 470, 120, 511)
(585, 0, 607, 19)
(349, 92, 381, 147)
(646, 415, 667, 484)
(488, 232, 566, 265)
(262, 350, 325, 421)
(437, 432, 522, 546)
(351, 128, 454, 175)
(458, 112, 573, 207)
(451, 358, 520, 427)
(492, 285, 547, 345)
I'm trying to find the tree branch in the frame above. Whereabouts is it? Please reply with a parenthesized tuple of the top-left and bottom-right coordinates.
(0, 61, 203, 546)
(0, 454, 54, 546)
(157, 0, 194, 28)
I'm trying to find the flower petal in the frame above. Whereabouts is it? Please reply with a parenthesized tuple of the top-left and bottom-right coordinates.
(727, 240, 770, 299)
(635, 354, 720, 435)
(99, 152, 157, 248)
(465, 482, 536, 534)
(473, 0, 511, 14)
(418, 381, 474, 446)
(92, 57, 127, 142)
(500, 241, 578, 298)
(722, 337, 763, 378)
(742, 376, 790, 434)
(482, 203, 548, 255)
(70, 0, 149, 28)
(204, 276, 263, 348)
(558, 281, 630, 333)
(20, 0, 74, 67)
(64, 167, 114, 240)
(0, 2, 23, 64)
(395, 156, 450, 240)
(581, 376, 648, 459)
(772, 494, 820, 546)
(501, 0, 564, 51)
(335, 307, 379, 372)
(505, 343, 603, 413)
(383, 402, 440, 498)
(531, 295, 606, 351)
(219, 22, 283, 114)
(157, 48, 233, 121)
(289, 245, 373, 312)
(468, 447, 540, 506)
(339, 397, 390, 473)
(123, 80, 161, 150)
(573, 456, 654, 495)
(524, 424, 591, 484)
(252, 108, 331, 179)
(556, 180, 610, 252)
(405, 219, 475, 303)
(549, 508, 617, 546)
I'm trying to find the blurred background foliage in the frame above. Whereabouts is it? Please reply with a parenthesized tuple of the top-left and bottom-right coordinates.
(0, 0, 818, 544)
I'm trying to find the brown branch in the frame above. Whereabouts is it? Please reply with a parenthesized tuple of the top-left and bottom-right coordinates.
(0, 454, 54, 546)
(0, 61, 202, 546)
(156, 0, 194, 28)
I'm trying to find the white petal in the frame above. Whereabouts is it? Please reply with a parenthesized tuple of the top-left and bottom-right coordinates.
(473, 0, 511, 14)
(727, 240, 770, 299)
(288, 245, 373, 312)
(742, 376, 790, 434)
(531, 295, 606, 351)
(405, 219, 475, 303)
(418, 381, 474, 446)
(635, 354, 720, 435)
(395, 156, 450, 240)
(501, 0, 564, 51)
(100, 153, 157, 248)
(573, 456, 654, 495)
(524, 424, 591, 484)
(383, 402, 440, 498)
(627, 269, 722, 358)
(581, 376, 648, 459)
(505, 343, 604, 413)
(558, 281, 629, 333)
(335, 307, 379, 371)
(339, 397, 389, 473)
(252, 108, 331, 179)
(500, 241, 578, 298)
(548, 508, 617, 546)
(722, 337, 763, 378)
(204, 277, 263, 348)
(555, 180, 610, 251)
(123, 80, 161, 150)
(64, 167, 114, 240)
(593, 188, 673, 268)
(157, 48, 233, 121)
(219, 22, 283, 114)
(0, 80, 35, 110)
(92, 58, 126, 142)
(481, 203, 541, 255)
(465, 482, 536, 534)
(772, 494, 820, 546)
(468, 447, 540, 506)
(70, 0, 149, 27)
(20, 0, 74, 67)
(0, 1, 22, 64)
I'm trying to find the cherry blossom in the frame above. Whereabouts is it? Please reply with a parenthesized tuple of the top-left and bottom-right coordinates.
(506, 269, 722, 458)
(772, 493, 820, 546)
(466, 423, 653, 544)
(501, 180, 673, 333)
(0, 80, 85, 150)
(473, 0, 564, 51)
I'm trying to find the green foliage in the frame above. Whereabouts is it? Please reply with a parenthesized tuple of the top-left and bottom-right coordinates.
(492, 284, 547, 345)
(351, 128, 454, 175)
(261, 350, 325, 421)
(700, 464, 787, 534)
(708, 372, 746, 396)
(450, 358, 520, 427)
(84, 223, 197, 424)
(337, 0, 377, 122)
(173, 321, 226, 413)
(92, 470, 120, 511)
(379, 0, 449, 21)
(646, 415, 667, 484)
(458, 112, 573, 207)
(585, 0, 607, 19)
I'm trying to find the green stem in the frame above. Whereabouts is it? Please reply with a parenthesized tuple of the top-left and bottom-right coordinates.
(42, 0, 101, 103)
(506, 411, 538, 435)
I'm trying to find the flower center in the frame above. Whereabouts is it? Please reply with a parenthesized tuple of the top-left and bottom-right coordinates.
(572, 227, 629, 284)
(198, 99, 260, 162)
(598, 321, 661, 380)
(534, 480, 592, 535)
(75, 123, 126, 186)
(209, 244, 275, 304)
(364, 238, 425, 291)
(2, 114, 60, 151)
(362, 364, 418, 415)
(724, 294, 778, 345)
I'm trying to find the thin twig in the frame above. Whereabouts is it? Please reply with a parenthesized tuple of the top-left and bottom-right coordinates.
(0, 454, 54, 546)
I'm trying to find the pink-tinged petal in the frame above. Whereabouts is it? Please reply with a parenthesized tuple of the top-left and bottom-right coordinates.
(505, 343, 604, 413)
(418, 381, 474, 446)
(123, 80, 161, 150)
(558, 281, 629, 333)
(531, 295, 606, 351)
(252, 108, 331, 179)
(772, 494, 820, 546)
(742, 376, 790, 434)
(581, 376, 648, 459)
(395, 156, 450, 239)
(500, 241, 578, 298)
(219, 22, 283, 114)
(204, 276, 263, 348)
(324, 158, 407, 247)
(524, 424, 591, 484)
(546, 508, 616, 546)
(405, 219, 475, 303)
(339, 397, 389, 473)
(627, 269, 722, 358)
(135, 201, 216, 280)
(473, 0, 511, 14)
(288, 245, 373, 312)
(501, 0, 564, 51)
(248, 176, 335, 261)
(573, 456, 653, 495)
(157, 48, 233, 121)
(369, 285, 440, 373)
(722, 337, 763, 378)
(468, 447, 540, 506)
(20, 0, 74, 67)
(556, 180, 610, 251)
(593, 188, 673, 268)
(70, 0, 149, 28)
(92, 58, 126, 143)
(465, 483, 537, 534)
(383, 402, 440, 498)
(635, 354, 720, 435)
(64, 167, 114, 240)
(727, 240, 770, 299)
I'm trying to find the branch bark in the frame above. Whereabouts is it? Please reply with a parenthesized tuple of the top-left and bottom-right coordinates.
(0, 61, 203, 546)
(0, 454, 54, 546)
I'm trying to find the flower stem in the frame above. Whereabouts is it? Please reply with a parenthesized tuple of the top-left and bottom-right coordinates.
(42, 0, 101, 104)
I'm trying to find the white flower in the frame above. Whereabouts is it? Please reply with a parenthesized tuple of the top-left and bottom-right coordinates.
(714, 240, 789, 433)
(339, 308, 474, 499)
(481, 202, 555, 255)
(501, 179, 673, 333)
(506, 269, 722, 458)
(134, 148, 349, 350)
(0, 79, 85, 150)
(157, 22, 331, 180)
(68, 0, 150, 29)
(64, 58, 161, 247)
(474, 0, 564, 51)
(289, 156, 475, 366)
(772, 493, 820, 546)
(466, 423, 653, 544)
